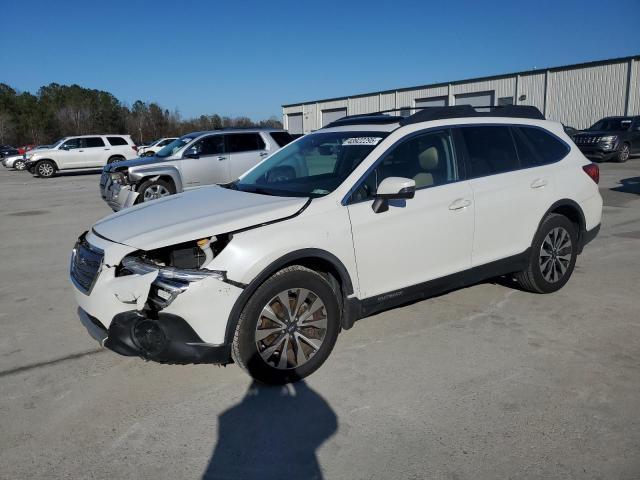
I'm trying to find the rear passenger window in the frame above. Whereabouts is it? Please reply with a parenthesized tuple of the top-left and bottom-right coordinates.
(82, 137, 105, 148)
(512, 127, 569, 167)
(226, 133, 266, 153)
(107, 136, 128, 146)
(269, 132, 294, 147)
(459, 126, 519, 178)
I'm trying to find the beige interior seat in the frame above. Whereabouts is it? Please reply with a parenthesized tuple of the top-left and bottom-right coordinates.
(413, 146, 438, 188)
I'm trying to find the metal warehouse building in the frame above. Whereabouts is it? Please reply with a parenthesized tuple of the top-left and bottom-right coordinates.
(282, 55, 640, 134)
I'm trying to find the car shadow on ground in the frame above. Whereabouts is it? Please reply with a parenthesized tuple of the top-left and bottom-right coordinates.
(611, 176, 640, 195)
(202, 379, 337, 480)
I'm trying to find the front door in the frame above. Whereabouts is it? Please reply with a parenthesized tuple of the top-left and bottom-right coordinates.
(347, 129, 474, 299)
(180, 135, 227, 188)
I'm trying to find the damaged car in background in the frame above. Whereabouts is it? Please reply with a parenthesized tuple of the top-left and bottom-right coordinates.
(100, 128, 294, 210)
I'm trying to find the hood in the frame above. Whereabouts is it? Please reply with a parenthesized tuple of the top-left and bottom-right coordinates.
(93, 185, 308, 250)
(29, 147, 58, 158)
(105, 155, 175, 171)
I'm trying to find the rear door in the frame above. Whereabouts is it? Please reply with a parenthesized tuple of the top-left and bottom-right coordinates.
(79, 137, 107, 167)
(226, 133, 269, 181)
(180, 135, 227, 188)
(458, 125, 556, 267)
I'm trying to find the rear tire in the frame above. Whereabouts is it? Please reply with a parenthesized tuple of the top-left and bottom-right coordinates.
(107, 155, 125, 164)
(616, 143, 630, 163)
(14, 159, 26, 170)
(515, 213, 578, 293)
(35, 160, 56, 178)
(135, 178, 175, 203)
(231, 266, 341, 384)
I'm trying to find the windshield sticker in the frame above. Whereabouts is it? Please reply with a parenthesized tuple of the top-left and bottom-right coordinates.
(342, 137, 382, 146)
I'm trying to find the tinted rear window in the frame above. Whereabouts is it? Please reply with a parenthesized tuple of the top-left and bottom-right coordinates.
(107, 136, 128, 146)
(512, 127, 568, 167)
(269, 131, 294, 147)
(83, 137, 105, 148)
(459, 126, 519, 178)
(225, 133, 265, 153)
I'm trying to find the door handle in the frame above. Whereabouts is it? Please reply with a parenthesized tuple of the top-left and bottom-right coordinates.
(530, 178, 548, 189)
(259, 152, 268, 157)
(217, 156, 226, 161)
(449, 198, 471, 210)
(78, 150, 84, 152)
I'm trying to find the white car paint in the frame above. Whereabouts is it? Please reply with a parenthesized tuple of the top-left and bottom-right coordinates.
(137, 138, 177, 156)
(71, 114, 603, 377)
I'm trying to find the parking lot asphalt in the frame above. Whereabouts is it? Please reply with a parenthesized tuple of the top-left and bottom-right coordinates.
(1, 163, 639, 479)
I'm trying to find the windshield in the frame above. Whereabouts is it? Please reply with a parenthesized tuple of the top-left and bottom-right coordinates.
(156, 135, 196, 158)
(235, 131, 388, 197)
(588, 118, 632, 131)
(51, 139, 64, 149)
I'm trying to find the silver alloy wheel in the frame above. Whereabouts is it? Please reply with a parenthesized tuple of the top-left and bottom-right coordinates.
(15, 160, 26, 170)
(142, 184, 171, 201)
(539, 226, 572, 283)
(255, 288, 328, 370)
(38, 163, 54, 177)
(620, 144, 630, 161)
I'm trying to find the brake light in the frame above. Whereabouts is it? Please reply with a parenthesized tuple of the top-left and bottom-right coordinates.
(582, 163, 599, 184)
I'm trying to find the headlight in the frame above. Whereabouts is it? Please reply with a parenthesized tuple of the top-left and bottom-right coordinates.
(599, 135, 617, 143)
(110, 171, 130, 185)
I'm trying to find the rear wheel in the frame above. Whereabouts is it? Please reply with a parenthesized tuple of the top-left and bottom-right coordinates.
(14, 159, 26, 170)
(515, 213, 578, 293)
(35, 160, 56, 178)
(136, 178, 175, 203)
(616, 143, 630, 163)
(232, 266, 341, 384)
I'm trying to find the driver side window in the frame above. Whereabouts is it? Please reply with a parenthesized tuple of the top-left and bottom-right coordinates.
(62, 138, 81, 150)
(191, 135, 224, 157)
(352, 129, 458, 202)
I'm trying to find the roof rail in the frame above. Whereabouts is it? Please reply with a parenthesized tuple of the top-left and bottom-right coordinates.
(322, 105, 545, 129)
(399, 105, 545, 125)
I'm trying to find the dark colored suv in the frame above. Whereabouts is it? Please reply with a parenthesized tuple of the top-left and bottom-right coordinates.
(573, 116, 640, 162)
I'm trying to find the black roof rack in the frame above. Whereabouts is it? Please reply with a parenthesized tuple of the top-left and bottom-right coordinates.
(322, 105, 545, 129)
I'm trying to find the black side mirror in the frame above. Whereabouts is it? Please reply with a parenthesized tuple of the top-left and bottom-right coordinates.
(184, 147, 200, 159)
(372, 177, 416, 213)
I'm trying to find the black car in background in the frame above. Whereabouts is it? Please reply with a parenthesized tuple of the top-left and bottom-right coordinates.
(573, 116, 640, 162)
(0, 145, 20, 158)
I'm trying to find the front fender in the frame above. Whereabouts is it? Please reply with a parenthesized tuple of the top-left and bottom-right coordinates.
(129, 165, 183, 192)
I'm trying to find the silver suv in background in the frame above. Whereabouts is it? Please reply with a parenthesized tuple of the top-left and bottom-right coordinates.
(100, 129, 294, 210)
(26, 135, 138, 178)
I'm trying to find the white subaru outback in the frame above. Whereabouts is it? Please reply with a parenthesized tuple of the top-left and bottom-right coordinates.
(70, 106, 602, 384)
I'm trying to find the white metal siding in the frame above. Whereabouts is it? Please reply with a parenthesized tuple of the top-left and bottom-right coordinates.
(397, 85, 448, 110)
(546, 62, 629, 129)
(350, 95, 380, 115)
(380, 92, 396, 111)
(628, 59, 640, 116)
(516, 72, 546, 111)
(287, 113, 303, 134)
(321, 108, 347, 126)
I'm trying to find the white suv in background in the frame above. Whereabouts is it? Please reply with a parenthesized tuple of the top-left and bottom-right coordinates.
(138, 137, 177, 157)
(26, 135, 138, 178)
(71, 106, 602, 384)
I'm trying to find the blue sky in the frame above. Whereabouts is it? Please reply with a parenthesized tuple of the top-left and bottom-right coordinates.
(1, 0, 638, 120)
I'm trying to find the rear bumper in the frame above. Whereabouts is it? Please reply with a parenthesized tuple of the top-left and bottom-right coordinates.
(579, 223, 600, 253)
(78, 308, 232, 364)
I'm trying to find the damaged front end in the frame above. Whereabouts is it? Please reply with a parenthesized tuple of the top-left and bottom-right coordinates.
(71, 231, 242, 365)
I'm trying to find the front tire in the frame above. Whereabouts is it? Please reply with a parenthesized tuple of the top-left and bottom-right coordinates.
(616, 143, 630, 163)
(515, 213, 578, 293)
(135, 178, 175, 203)
(35, 160, 56, 178)
(232, 266, 341, 384)
(14, 159, 26, 170)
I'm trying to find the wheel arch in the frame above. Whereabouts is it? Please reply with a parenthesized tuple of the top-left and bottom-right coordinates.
(36, 158, 58, 169)
(130, 166, 183, 192)
(540, 199, 587, 252)
(224, 248, 355, 344)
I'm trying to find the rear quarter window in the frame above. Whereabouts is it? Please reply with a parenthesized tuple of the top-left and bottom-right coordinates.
(107, 136, 128, 146)
(269, 131, 294, 147)
(512, 127, 569, 167)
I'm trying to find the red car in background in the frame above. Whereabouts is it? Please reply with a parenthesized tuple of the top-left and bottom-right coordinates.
(17, 145, 36, 154)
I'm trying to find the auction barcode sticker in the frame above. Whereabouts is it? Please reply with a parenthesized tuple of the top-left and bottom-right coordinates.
(342, 137, 382, 146)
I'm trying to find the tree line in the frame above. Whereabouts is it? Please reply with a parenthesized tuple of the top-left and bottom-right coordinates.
(0, 83, 282, 146)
